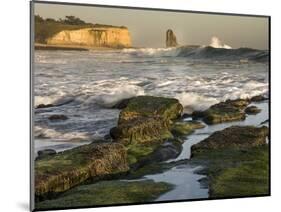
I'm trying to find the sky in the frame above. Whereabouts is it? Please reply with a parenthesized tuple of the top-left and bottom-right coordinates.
(34, 2, 269, 49)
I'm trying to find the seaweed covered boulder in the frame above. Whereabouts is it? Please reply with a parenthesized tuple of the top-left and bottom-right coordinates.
(111, 96, 183, 145)
(192, 145, 269, 198)
(118, 96, 183, 124)
(191, 126, 268, 156)
(110, 96, 183, 167)
(110, 116, 172, 145)
(192, 99, 249, 124)
(36, 180, 173, 209)
(190, 126, 269, 197)
(35, 143, 129, 200)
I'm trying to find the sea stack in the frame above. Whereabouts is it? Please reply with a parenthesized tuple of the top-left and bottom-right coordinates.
(166, 29, 178, 47)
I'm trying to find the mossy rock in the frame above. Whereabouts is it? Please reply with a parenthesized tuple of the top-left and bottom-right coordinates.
(171, 121, 205, 136)
(110, 96, 184, 167)
(35, 180, 173, 209)
(191, 145, 269, 198)
(191, 126, 268, 156)
(35, 143, 129, 200)
(192, 99, 249, 124)
(118, 96, 183, 124)
(111, 96, 183, 145)
(126, 138, 183, 168)
(245, 106, 261, 115)
(110, 116, 173, 145)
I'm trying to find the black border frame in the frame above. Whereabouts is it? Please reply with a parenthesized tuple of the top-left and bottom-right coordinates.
(30, 1, 271, 211)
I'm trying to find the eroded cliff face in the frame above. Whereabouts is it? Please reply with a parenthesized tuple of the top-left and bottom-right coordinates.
(46, 27, 131, 48)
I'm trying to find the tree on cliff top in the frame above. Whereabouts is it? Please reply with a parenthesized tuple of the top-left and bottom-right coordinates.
(34, 15, 127, 43)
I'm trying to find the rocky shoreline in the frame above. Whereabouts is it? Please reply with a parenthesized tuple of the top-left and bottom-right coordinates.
(35, 95, 269, 208)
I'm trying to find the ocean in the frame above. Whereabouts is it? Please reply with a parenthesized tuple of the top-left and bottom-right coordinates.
(34, 46, 269, 200)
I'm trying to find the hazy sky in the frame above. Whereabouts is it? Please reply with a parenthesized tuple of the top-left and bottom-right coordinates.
(34, 2, 269, 49)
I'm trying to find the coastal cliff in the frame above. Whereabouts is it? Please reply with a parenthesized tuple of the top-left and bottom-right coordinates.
(34, 15, 132, 49)
(46, 27, 131, 48)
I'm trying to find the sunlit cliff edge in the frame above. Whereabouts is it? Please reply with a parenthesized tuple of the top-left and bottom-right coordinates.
(34, 15, 132, 49)
(45, 27, 131, 48)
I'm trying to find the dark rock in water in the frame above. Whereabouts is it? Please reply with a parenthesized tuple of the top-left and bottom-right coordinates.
(260, 119, 269, 125)
(171, 121, 205, 136)
(149, 139, 183, 162)
(191, 126, 268, 156)
(245, 106, 261, 114)
(128, 139, 183, 169)
(192, 99, 249, 124)
(36, 104, 54, 109)
(37, 149, 56, 158)
(250, 95, 268, 102)
(103, 134, 112, 141)
(112, 98, 132, 109)
(35, 143, 129, 200)
(198, 177, 209, 189)
(181, 113, 192, 119)
(166, 29, 178, 47)
(48, 114, 68, 121)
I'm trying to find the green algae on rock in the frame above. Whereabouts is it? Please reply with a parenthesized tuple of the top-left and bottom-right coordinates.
(171, 121, 205, 137)
(118, 96, 183, 124)
(110, 116, 173, 145)
(128, 138, 183, 169)
(110, 96, 183, 145)
(191, 126, 268, 156)
(190, 125, 269, 198)
(36, 180, 173, 209)
(192, 145, 269, 198)
(110, 96, 184, 166)
(35, 143, 129, 200)
(192, 99, 250, 124)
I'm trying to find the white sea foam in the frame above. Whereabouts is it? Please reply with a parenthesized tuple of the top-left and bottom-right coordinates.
(34, 96, 59, 106)
(176, 92, 219, 111)
(209, 36, 232, 49)
(35, 126, 90, 140)
(122, 47, 178, 57)
(222, 81, 268, 100)
(95, 84, 145, 107)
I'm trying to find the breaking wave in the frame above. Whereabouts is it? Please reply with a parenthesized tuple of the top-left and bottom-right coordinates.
(35, 126, 90, 140)
(123, 46, 268, 62)
(94, 84, 145, 107)
(209, 36, 232, 49)
(176, 92, 219, 111)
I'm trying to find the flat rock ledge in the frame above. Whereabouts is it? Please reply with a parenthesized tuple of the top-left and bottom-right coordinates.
(192, 99, 250, 124)
(191, 125, 268, 156)
(35, 143, 129, 200)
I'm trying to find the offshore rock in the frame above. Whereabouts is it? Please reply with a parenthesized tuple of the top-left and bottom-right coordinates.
(166, 29, 178, 47)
